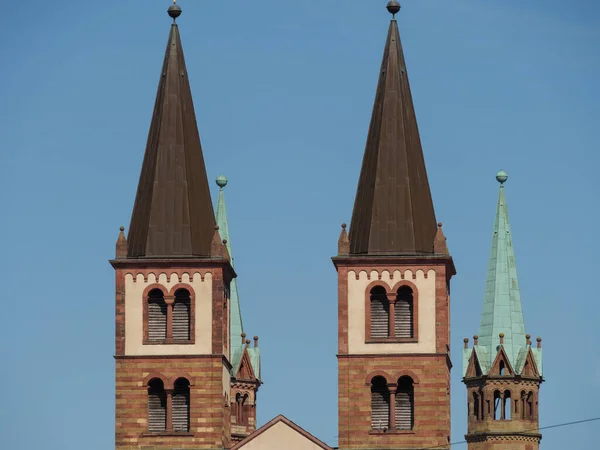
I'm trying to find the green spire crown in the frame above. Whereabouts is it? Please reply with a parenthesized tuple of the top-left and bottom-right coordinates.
(463, 171, 542, 376)
(477, 170, 527, 368)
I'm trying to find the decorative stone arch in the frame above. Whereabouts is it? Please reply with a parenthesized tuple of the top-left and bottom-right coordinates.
(365, 370, 393, 385)
(393, 370, 420, 385)
(168, 374, 195, 388)
(144, 372, 168, 386)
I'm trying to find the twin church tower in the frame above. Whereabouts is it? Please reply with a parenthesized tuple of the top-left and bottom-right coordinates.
(110, 2, 545, 449)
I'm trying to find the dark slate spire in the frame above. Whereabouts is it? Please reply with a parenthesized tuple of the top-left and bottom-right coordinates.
(127, 7, 215, 258)
(349, 5, 437, 256)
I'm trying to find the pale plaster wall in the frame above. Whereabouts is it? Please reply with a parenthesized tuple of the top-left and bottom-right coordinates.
(237, 421, 325, 450)
(347, 269, 437, 354)
(124, 272, 213, 355)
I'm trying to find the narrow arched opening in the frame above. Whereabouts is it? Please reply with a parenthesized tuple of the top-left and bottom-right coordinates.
(172, 378, 190, 432)
(148, 289, 167, 341)
(173, 289, 191, 341)
(503, 390, 512, 420)
(370, 376, 390, 430)
(370, 287, 389, 338)
(395, 286, 414, 338)
(147, 378, 167, 432)
(395, 376, 414, 430)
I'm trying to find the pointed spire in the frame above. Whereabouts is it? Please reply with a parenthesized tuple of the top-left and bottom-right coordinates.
(478, 171, 527, 367)
(126, 7, 216, 258)
(215, 176, 244, 362)
(349, 5, 437, 256)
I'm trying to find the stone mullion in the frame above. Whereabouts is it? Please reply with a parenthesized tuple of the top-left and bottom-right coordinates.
(165, 295, 175, 340)
(388, 293, 396, 338)
(388, 383, 397, 429)
(166, 389, 174, 432)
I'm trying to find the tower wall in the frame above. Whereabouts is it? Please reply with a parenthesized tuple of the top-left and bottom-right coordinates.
(336, 262, 452, 449)
(114, 264, 233, 449)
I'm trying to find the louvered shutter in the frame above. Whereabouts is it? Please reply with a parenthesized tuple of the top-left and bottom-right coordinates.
(370, 290, 389, 338)
(172, 298, 190, 341)
(395, 389, 413, 430)
(394, 289, 413, 338)
(172, 383, 190, 432)
(148, 298, 167, 341)
(371, 382, 390, 429)
(148, 389, 166, 432)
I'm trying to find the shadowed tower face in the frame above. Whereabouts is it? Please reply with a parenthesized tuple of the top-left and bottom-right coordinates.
(333, 3, 456, 449)
(111, 4, 238, 449)
(462, 171, 544, 450)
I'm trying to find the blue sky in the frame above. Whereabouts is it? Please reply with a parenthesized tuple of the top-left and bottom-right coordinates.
(1, 1, 599, 449)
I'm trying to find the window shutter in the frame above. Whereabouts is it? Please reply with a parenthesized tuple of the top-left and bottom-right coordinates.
(371, 380, 390, 429)
(395, 390, 413, 430)
(394, 289, 413, 338)
(173, 298, 191, 341)
(370, 289, 389, 338)
(148, 297, 167, 341)
(148, 386, 166, 432)
(172, 382, 190, 432)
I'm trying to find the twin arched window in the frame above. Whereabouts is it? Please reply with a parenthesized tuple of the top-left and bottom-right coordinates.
(369, 286, 414, 339)
(147, 288, 192, 343)
(147, 377, 191, 432)
(370, 376, 414, 430)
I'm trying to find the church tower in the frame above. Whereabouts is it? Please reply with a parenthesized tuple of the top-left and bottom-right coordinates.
(463, 172, 543, 450)
(333, 2, 456, 449)
(111, 4, 239, 448)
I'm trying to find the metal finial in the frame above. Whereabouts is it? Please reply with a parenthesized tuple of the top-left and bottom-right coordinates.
(386, 1, 401, 18)
(168, 1, 182, 21)
(496, 170, 508, 184)
(216, 174, 228, 189)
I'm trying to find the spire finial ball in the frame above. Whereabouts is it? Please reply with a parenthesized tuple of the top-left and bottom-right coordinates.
(496, 170, 508, 184)
(216, 174, 228, 188)
(386, 1, 401, 16)
(342, 223, 347, 229)
(168, 3, 182, 20)
(120, 226, 125, 232)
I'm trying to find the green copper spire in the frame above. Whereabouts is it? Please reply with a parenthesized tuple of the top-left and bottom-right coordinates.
(477, 171, 527, 367)
(215, 175, 244, 354)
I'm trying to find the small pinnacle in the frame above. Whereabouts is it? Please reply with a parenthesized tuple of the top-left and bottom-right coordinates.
(342, 223, 347, 229)
(223, 239, 228, 245)
(120, 226, 125, 232)
(526, 334, 531, 339)
(253, 336, 258, 340)
(216, 174, 228, 188)
(438, 222, 443, 228)
(386, 1, 401, 18)
(215, 225, 220, 231)
(499, 333, 505, 338)
(496, 170, 508, 184)
(463, 338, 468, 343)
(168, 1, 182, 21)
(245, 339, 251, 345)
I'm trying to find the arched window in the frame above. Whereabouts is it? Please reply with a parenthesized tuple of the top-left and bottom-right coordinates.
(148, 289, 167, 341)
(395, 286, 414, 338)
(172, 378, 190, 432)
(371, 376, 390, 429)
(147, 378, 167, 432)
(499, 361, 506, 375)
(370, 287, 389, 338)
(493, 390, 501, 420)
(395, 376, 414, 430)
(472, 392, 480, 420)
(503, 390, 512, 420)
(520, 391, 527, 419)
(235, 392, 249, 425)
(526, 391, 534, 419)
(173, 289, 191, 341)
